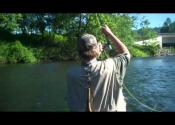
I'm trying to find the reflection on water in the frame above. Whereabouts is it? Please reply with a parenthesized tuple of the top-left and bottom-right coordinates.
(0, 56, 175, 111)
(125, 56, 175, 111)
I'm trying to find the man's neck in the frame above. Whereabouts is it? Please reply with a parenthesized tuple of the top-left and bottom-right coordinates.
(82, 58, 97, 66)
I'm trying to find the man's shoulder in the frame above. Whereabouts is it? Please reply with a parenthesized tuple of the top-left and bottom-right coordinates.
(99, 53, 130, 70)
(108, 53, 131, 64)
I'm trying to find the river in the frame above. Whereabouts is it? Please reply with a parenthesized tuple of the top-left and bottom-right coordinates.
(0, 56, 175, 112)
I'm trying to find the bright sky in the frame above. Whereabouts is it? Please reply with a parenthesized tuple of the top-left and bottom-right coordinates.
(128, 13, 175, 29)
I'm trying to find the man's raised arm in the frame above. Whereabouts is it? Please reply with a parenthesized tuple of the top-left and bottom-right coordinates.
(101, 25, 131, 59)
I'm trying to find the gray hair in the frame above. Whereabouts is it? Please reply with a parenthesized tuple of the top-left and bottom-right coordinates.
(77, 34, 98, 60)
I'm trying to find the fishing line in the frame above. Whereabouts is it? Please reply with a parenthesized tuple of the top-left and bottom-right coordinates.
(96, 14, 161, 112)
(123, 84, 161, 112)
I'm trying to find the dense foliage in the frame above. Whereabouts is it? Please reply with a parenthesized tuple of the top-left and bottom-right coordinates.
(0, 13, 159, 64)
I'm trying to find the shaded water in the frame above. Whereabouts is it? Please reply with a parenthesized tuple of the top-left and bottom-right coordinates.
(0, 62, 75, 111)
(0, 56, 175, 112)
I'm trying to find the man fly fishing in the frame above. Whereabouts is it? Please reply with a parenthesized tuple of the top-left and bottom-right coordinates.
(66, 25, 131, 112)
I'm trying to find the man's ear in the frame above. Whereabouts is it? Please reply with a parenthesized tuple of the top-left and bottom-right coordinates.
(98, 42, 103, 52)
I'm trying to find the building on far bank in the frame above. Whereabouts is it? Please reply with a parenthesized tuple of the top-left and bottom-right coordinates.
(135, 33, 175, 48)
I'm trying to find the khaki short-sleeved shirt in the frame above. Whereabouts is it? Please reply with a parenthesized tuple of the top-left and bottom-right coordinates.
(66, 53, 130, 112)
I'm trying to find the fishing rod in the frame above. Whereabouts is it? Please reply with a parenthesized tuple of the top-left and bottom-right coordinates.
(96, 14, 112, 59)
(96, 14, 161, 112)
(96, 14, 112, 51)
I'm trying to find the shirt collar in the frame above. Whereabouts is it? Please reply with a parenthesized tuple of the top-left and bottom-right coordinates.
(81, 58, 97, 66)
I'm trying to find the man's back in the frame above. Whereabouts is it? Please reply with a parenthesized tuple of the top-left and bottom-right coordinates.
(66, 53, 130, 112)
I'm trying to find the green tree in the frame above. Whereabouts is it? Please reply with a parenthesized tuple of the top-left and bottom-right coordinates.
(135, 17, 157, 41)
(0, 13, 22, 32)
(18, 14, 32, 34)
(160, 18, 172, 33)
(169, 22, 175, 32)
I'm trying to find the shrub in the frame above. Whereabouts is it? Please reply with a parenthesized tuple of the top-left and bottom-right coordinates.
(6, 40, 37, 63)
(42, 32, 67, 45)
(54, 34, 67, 43)
(29, 48, 44, 62)
(0, 42, 8, 55)
(129, 46, 149, 57)
(0, 56, 7, 63)
(133, 44, 160, 56)
(0, 41, 9, 63)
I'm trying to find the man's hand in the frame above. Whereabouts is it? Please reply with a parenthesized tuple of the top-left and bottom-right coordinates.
(101, 25, 113, 36)
(100, 25, 131, 59)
